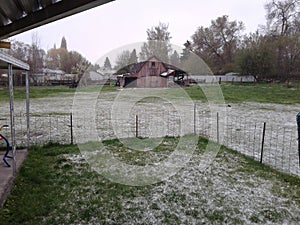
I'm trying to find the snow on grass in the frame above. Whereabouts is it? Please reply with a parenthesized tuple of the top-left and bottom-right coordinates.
(41, 138, 300, 225)
(0, 90, 299, 177)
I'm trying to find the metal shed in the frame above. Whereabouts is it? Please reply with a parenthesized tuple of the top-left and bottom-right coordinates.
(0, 51, 30, 175)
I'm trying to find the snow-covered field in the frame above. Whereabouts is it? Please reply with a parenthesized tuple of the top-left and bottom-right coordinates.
(41, 142, 300, 225)
(1, 88, 300, 224)
(0, 89, 299, 178)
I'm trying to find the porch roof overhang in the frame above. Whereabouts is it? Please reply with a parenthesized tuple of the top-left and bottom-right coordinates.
(0, 51, 30, 70)
(0, 0, 114, 40)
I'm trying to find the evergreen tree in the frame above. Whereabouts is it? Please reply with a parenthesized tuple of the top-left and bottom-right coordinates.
(60, 36, 67, 50)
(104, 57, 112, 69)
(129, 49, 138, 64)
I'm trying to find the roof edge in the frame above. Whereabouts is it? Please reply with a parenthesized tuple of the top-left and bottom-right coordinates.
(0, 51, 30, 70)
(0, 0, 115, 40)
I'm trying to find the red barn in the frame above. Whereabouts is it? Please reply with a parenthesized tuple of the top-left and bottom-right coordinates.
(115, 56, 187, 88)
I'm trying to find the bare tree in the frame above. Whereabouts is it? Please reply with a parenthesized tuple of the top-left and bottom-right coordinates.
(265, 0, 300, 35)
(115, 50, 131, 70)
(28, 32, 45, 85)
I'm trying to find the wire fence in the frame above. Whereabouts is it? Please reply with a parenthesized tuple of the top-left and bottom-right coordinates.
(0, 103, 299, 178)
(223, 117, 299, 177)
(0, 113, 72, 147)
(194, 106, 300, 178)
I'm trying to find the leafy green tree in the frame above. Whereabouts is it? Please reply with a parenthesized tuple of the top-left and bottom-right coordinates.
(46, 47, 90, 74)
(180, 40, 192, 63)
(181, 51, 213, 75)
(59, 48, 71, 72)
(139, 22, 172, 62)
(69, 51, 91, 76)
(272, 35, 300, 80)
(236, 39, 275, 81)
(46, 48, 60, 69)
(192, 15, 244, 74)
(260, 0, 300, 81)
(170, 50, 180, 67)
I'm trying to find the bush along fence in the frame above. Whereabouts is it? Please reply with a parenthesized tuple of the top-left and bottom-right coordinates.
(0, 104, 299, 178)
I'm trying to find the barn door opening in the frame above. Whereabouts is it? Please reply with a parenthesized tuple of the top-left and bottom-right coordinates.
(125, 77, 137, 87)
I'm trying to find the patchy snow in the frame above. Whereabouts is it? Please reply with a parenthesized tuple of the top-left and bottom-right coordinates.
(42, 145, 300, 224)
(0, 90, 299, 178)
(1, 89, 299, 224)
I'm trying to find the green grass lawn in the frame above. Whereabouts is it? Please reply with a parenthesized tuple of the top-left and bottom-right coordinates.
(219, 82, 300, 104)
(0, 85, 117, 102)
(0, 139, 299, 224)
(1, 82, 299, 104)
(185, 82, 300, 104)
(0, 82, 299, 224)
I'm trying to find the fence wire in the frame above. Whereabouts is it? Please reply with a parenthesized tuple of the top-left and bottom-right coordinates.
(0, 104, 299, 178)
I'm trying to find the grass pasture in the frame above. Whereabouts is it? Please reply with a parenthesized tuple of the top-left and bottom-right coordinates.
(0, 138, 299, 224)
(185, 82, 300, 104)
(0, 85, 117, 102)
(1, 82, 300, 104)
(0, 82, 300, 224)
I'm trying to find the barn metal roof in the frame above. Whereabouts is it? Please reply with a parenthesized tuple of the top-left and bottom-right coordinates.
(0, 0, 114, 40)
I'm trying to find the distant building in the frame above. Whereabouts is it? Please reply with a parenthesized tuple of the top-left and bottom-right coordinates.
(31, 68, 66, 84)
(81, 70, 109, 85)
(31, 68, 79, 86)
(115, 56, 187, 88)
(188, 75, 256, 84)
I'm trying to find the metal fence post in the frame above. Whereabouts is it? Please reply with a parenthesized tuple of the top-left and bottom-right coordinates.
(70, 113, 73, 144)
(297, 113, 300, 167)
(136, 114, 138, 138)
(8, 63, 17, 175)
(26, 71, 30, 147)
(260, 122, 266, 163)
(194, 103, 196, 135)
(217, 112, 219, 144)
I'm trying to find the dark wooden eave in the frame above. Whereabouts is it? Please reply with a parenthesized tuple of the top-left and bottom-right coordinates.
(0, 0, 114, 40)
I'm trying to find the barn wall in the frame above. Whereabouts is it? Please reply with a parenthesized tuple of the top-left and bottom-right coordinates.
(137, 76, 167, 88)
(136, 59, 168, 88)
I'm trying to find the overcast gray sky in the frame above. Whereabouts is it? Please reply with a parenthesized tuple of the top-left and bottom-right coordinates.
(12, 0, 267, 64)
